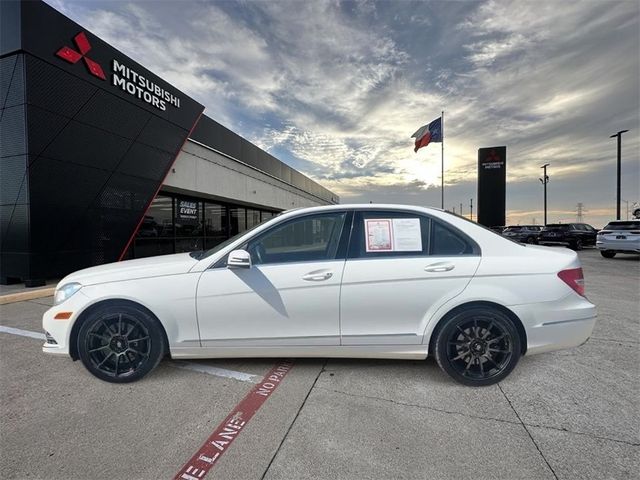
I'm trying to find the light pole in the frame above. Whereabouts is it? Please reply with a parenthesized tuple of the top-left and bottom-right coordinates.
(610, 130, 629, 220)
(470, 198, 473, 221)
(539, 164, 550, 226)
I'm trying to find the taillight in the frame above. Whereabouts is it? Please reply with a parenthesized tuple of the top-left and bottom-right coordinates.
(558, 268, 585, 297)
(599, 230, 612, 235)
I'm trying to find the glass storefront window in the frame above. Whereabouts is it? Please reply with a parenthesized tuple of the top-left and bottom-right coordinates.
(176, 199, 203, 237)
(139, 196, 173, 238)
(247, 209, 261, 229)
(205, 203, 227, 249)
(131, 192, 282, 259)
(261, 211, 275, 222)
(229, 207, 246, 236)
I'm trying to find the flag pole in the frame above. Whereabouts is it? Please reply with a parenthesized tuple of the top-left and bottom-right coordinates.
(441, 110, 444, 209)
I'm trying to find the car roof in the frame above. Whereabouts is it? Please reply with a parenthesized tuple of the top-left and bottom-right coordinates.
(284, 203, 444, 215)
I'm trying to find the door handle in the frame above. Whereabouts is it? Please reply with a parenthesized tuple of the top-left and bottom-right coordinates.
(424, 263, 455, 273)
(302, 270, 333, 281)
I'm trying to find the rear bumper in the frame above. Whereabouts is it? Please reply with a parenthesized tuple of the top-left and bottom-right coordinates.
(596, 239, 640, 253)
(510, 293, 596, 355)
(539, 240, 571, 247)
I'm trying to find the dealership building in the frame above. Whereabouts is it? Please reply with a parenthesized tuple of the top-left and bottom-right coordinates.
(0, 0, 338, 286)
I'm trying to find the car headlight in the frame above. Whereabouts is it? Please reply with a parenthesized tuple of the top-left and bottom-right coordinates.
(54, 283, 82, 306)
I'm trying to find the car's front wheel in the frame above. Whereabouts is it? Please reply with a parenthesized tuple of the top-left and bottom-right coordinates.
(434, 307, 521, 387)
(571, 238, 583, 251)
(77, 302, 166, 383)
(600, 250, 616, 258)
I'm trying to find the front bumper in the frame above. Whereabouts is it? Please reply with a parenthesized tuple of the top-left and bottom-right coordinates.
(42, 290, 91, 357)
(510, 293, 597, 355)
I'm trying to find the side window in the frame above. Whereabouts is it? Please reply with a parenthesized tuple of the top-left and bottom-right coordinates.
(430, 221, 474, 255)
(247, 212, 346, 265)
(348, 211, 430, 259)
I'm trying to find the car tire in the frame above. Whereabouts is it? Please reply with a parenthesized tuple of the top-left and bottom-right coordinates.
(433, 307, 521, 387)
(600, 250, 616, 258)
(571, 239, 583, 251)
(77, 302, 166, 383)
(526, 236, 536, 244)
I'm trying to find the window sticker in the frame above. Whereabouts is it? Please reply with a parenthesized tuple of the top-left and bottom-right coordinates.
(392, 218, 422, 251)
(364, 218, 422, 252)
(365, 219, 393, 252)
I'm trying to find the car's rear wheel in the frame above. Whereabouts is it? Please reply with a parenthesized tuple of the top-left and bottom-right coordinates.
(434, 307, 521, 387)
(571, 238, 583, 250)
(600, 250, 616, 258)
(526, 236, 536, 244)
(77, 302, 165, 383)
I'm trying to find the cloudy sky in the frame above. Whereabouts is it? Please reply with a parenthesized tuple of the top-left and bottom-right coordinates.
(48, 0, 639, 227)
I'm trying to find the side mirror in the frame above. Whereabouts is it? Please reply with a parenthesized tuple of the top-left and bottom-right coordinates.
(227, 249, 252, 268)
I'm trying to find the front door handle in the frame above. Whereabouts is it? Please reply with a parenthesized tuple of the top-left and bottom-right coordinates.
(302, 270, 333, 281)
(424, 262, 455, 273)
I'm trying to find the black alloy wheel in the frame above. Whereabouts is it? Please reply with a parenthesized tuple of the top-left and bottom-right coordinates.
(77, 303, 165, 383)
(572, 238, 583, 251)
(601, 250, 616, 258)
(526, 236, 536, 244)
(434, 307, 521, 386)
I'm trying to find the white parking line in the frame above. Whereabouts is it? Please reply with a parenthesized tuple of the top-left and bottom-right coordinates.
(169, 361, 261, 383)
(0, 325, 260, 383)
(0, 325, 46, 340)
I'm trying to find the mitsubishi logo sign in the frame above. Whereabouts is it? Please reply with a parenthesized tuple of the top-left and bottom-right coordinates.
(56, 32, 106, 80)
(54, 31, 181, 111)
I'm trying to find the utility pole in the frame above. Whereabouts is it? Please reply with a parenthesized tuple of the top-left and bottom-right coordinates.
(610, 130, 629, 220)
(539, 164, 550, 226)
(460, 203, 463, 217)
(470, 198, 473, 221)
(452, 206, 456, 215)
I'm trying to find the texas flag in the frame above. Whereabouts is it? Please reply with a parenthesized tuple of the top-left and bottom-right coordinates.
(411, 117, 442, 152)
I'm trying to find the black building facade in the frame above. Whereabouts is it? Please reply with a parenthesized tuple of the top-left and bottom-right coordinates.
(1, 1, 336, 286)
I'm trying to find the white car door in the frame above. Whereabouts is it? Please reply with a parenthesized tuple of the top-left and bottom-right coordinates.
(196, 211, 349, 347)
(340, 210, 481, 345)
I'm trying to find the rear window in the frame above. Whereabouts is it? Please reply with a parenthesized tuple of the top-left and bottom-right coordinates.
(603, 221, 640, 230)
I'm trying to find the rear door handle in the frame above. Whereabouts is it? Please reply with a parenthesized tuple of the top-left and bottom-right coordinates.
(424, 263, 455, 273)
(302, 270, 333, 281)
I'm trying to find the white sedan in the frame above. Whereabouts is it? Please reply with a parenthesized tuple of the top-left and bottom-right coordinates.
(43, 204, 596, 386)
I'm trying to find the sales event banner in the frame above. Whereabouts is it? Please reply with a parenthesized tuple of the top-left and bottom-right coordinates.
(176, 199, 199, 225)
(477, 146, 507, 229)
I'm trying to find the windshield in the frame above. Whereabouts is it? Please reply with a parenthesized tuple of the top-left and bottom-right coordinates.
(603, 221, 640, 231)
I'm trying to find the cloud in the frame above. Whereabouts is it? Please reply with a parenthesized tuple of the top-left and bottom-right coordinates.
(45, 0, 639, 227)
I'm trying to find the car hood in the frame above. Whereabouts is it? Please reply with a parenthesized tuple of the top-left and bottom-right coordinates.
(57, 253, 199, 287)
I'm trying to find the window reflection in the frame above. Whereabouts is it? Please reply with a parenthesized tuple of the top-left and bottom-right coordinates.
(132, 193, 279, 259)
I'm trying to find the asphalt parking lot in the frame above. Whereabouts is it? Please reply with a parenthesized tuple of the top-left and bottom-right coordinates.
(1, 249, 638, 480)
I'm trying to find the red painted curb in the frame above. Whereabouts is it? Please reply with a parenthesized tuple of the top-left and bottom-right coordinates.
(174, 361, 294, 480)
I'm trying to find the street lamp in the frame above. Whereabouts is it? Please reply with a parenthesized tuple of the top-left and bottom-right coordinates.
(539, 163, 550, 226)
(610, 130, 629, 220)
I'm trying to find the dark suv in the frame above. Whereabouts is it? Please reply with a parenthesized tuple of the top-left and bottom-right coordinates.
(538, 223, 597, 250)
(502, 225, 543, 244)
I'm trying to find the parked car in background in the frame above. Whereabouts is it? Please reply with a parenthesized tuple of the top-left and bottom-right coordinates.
(596, 220, 640, 258)
(538, 223, 598, 250)
(489, 226, 505, 234)
(502, 225, 543, 244)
